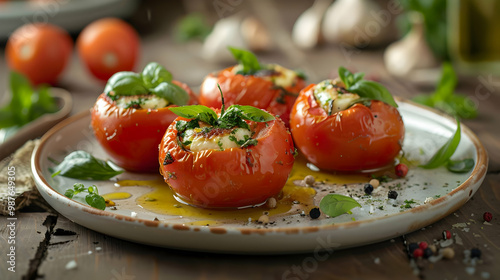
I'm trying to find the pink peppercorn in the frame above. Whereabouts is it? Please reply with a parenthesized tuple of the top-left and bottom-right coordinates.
(418, 241, 428, 250)
(442, 230, 451, 240)
(395, 163, 408, 177)
(483, 212, 493, 222)
(413, 248, 424, 258)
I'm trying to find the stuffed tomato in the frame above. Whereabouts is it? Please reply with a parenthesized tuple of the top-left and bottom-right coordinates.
(159, 104, 295, 208)
(290, 68, 404, 172)
(91, 62, 198, 172)
(199, 48, 306, 127)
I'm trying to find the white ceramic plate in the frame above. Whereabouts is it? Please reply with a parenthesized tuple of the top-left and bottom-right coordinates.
(31, 100, 488, 254)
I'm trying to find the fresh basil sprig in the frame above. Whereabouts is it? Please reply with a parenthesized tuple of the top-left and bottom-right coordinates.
(228, 47, 261, 75)
(64, 183, 106, 210)
(51, 151, 123, 180)
(413, 62, 477, 119)
(338, 67, 398, 108)
(104, 62, 189, 106)
(319, 194, 361, 218)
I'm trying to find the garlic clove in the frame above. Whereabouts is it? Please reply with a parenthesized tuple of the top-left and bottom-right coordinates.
(384, 12, 439, 78)
(201, 14, 247, 63)
(241, 16, 273, 52)
(292, 0, 333, 49)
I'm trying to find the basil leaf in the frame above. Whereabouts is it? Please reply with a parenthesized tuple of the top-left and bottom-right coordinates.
(169, 105, 218, 125)
(338, 66, 352, 87)
(348, 80, 398, 108)
(85, 192, 106, 210)
(64, 189, 75, 199)
(51, 151, 123, 180)
(150, 82, 189, 106)
(447, 158, 474, 173)
(319, 194, 361, 218)
(10, 72, 34, 125)
(104, 72, 147, 96)
(228, 47, 261, 75)
(142, 62, 173, 88)
(420, 119, 461, 169)
(224, 105, 275, 122)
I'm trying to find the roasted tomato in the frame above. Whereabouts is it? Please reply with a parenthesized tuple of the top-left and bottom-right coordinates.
(290, 79, 404, 172)
(91, 63, 197, 172)
(159, 107, 295, 208)
(199, 48, 306, 128)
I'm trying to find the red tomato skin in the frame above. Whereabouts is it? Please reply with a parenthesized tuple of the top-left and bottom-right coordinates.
(91, 81, 197, 172)
(6, 23, 73, 85)
(290, 84, 405, 172)
(77, 18, 140, 81)
(159, 113, 295, 208)
(199, 66, 306, 128)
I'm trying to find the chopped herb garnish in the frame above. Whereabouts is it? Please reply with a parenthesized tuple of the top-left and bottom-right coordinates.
(64, 183, 106, 210)
(163, 151, 175, 165)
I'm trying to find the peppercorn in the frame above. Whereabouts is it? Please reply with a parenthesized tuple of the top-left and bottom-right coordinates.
(441, 247, 455, 259)
(470, 248, 481, 259)
(483, 212, 493, 222)
(423, 247, 433, 259)
(364, 183, 374, 195)
(395, 163, 408, 177)
(418, 241, 428, 250)
(388, 190, 398, 199)
(413, 248, 424, 258)
(309, 207, 321, 219)
(442, 230, 451, 240)
(369, 178, 380, 188)
(408, 242, 419, 254)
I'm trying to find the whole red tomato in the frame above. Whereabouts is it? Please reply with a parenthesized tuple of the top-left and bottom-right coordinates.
(159, 112, 295, 208)
(290, 84, 405, 172)
(91, 81, 197, 172)
(199, 66, 306, 128)
(6, 23, 73, 85)
(77, 18, 140, 81)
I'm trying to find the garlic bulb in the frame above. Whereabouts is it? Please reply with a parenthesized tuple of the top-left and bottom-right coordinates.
(384, 13, 439, 77)
(322, 0, 396, 47)
(292, 0, 333, 49)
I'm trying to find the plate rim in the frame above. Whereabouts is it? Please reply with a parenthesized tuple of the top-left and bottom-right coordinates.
(31, 98, 489, 237)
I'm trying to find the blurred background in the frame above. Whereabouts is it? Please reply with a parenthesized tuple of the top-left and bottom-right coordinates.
(0, 0, 498, 115)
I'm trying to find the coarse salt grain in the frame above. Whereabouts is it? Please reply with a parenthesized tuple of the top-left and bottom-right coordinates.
(424, 197, 433, 204)
(374, 257, 381, 264)
(465, 267, 476, 275)
(131, 212, 137, 218)
(65, 260, 77, 270)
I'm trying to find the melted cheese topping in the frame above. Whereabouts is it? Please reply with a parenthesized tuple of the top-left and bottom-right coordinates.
(313, 79, 360, 114)
(232, 64, 299, 88)
(115, 95, 168, 109)
(183, 127, 252, 152)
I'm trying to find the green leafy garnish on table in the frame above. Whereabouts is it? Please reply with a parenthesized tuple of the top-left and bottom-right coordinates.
(413, 62, 477, 119)
(175, 13, 212, 42)
(105, 62, 189, 106)
(64, 183, 106, 210)
(338, 67, 398, 108)
(51, 151, 123, 180)
(0, 72, 58, 139)
(228, 47, 262, 75)
(319, 194, 361, 218)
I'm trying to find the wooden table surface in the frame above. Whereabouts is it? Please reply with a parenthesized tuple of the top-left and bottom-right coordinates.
(1, 1, 499, 279)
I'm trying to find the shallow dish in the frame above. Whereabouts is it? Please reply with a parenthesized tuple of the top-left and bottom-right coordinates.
(31, 100, 488, 254)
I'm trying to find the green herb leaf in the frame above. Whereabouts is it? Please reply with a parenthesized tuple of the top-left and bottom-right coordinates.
(104, 72, 147, 96)
(447, 158, 474, 173)
(420, 119, 461, 169)
(228, 47, 261, 75)
(337, 67, 397, 108)
(223, 105, 275, 122)
(150, 82, 189, 106)
(64, 189, 75, 199)
(319, 194, 361, 218)
(168, 105, 218, 125)
(85, 193, 106, 210)
(142, 62, 173, 88)
(413, 63, 477, 119)
(174, 13, 212, 42)
(51, 151, 123, 180)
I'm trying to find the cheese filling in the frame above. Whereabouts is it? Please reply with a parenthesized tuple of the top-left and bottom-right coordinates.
(313, 79, 361, 114)
(181, 127, 253, 152)
(114, 95, 169, 109)
(232, 64, 299, 88)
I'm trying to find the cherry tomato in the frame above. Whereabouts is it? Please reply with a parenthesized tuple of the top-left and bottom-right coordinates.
(91, 81, 197, 172)
(6, 23, 73, 85)
(199, 66, 306, 128)
(159, 112, 295, 208)
(77, 18, 140, 81)
(290, 84, 405, 171)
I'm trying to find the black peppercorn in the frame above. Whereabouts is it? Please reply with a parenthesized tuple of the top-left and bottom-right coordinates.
(423, 247, 433, 259)
(309, 208, 321, 219)
(408, 242, 419, 254)
(388, 190, 398, 199)
(470, 248, 481, 259)
(364, 183, 374, 195)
